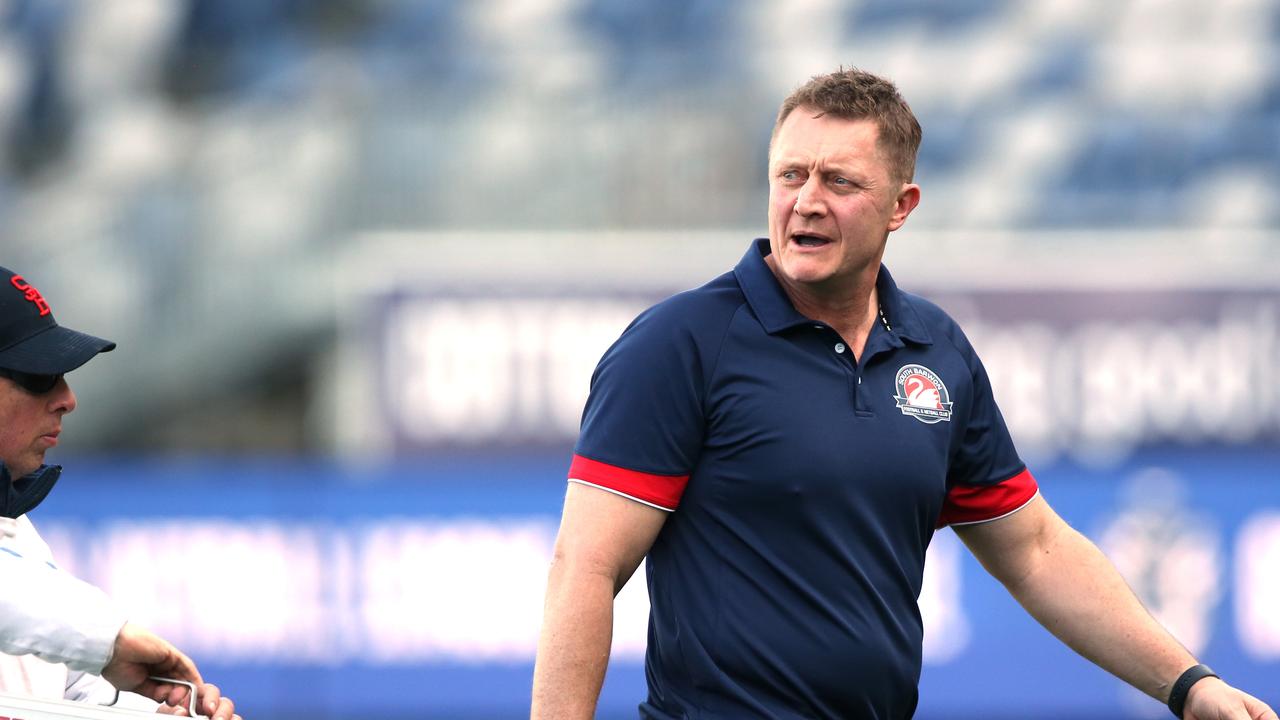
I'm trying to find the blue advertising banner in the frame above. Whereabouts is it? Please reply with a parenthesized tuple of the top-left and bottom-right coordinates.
(24, 449, 1280, 719)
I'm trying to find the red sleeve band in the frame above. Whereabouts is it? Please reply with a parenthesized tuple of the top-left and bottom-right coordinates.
(567, 454, 690, 511)
(937, 468, 1039, 528)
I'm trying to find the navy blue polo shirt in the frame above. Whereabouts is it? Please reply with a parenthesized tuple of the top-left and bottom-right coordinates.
(569, 239, 1037, 720)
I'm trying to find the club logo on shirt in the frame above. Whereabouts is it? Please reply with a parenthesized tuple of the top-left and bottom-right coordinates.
(893, 364, 953, 424)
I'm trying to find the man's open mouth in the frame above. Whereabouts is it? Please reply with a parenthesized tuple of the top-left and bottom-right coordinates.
(792, 234, 831, 248)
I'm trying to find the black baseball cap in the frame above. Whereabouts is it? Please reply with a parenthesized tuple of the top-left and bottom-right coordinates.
(0, 267, 115, 374)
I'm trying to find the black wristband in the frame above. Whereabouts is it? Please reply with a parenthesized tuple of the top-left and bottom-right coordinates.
(1167, 663, 1219, 718)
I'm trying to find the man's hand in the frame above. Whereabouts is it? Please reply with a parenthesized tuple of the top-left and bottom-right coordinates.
(1184, 677, 1277, 720)
(154, 681, 241, 720)
(100, 622, 201, 700)
(102, 623, 241, 719)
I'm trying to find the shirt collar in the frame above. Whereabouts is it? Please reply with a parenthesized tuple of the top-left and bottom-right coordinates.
(873, 259, 933, 345)
(734, 239, 811, 334)
(734, 238, 932, 345)
(0, 462, 61, 519)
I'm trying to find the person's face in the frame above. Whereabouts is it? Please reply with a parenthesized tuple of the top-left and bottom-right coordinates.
(0, 374, 76, 479)
(767, 110, 920, 296)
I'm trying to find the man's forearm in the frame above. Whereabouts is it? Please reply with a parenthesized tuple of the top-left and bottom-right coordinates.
(1003, 522, 1195, 702)
(531, 563, 618, 720)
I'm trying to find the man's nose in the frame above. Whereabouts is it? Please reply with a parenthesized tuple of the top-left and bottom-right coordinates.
(794, 177, 826, 217)
(49, 377, 76, 414)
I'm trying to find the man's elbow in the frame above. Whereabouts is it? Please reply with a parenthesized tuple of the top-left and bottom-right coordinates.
(546, 542, 634, 597)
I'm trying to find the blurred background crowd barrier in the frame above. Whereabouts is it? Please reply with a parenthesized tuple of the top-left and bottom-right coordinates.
(1, 0, 1278, 718)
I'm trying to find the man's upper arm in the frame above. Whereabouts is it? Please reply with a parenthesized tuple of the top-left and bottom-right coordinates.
(952, 494, 1064, 588)
(0, 542, 124, 672)
(935, 319, 1038, 529)
(555, 293, 727, 587)
(552, 482, 668, 594)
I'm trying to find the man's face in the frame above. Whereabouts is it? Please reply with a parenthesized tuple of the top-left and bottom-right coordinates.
(767, 110, 920, 295)
(0, 375, 76, 478)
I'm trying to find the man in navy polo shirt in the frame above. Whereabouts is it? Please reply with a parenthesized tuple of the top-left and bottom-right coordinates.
(531, 69, 1276, 720)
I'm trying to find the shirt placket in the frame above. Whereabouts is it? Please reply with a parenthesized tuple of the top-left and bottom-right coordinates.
(854, 323, 906, 416)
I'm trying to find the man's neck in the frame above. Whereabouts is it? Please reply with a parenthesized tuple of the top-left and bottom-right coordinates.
(766, 259, 882, 360)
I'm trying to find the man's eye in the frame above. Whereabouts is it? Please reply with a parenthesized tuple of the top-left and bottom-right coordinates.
(780, 170, 800, 181)
(833, 177, 850, 186)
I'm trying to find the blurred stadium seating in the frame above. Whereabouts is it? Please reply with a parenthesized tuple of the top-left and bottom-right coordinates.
(1, 0, 1277, 449)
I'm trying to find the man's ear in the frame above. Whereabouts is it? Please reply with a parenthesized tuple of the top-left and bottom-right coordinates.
(888, 183, 921, 232)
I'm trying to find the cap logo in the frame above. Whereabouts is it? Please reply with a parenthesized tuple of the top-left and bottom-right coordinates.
(893, 364, 953, 424)
(10, 275, 52, 316)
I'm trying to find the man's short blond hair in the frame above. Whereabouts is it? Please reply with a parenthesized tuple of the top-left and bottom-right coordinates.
(772, 67, 923, 183)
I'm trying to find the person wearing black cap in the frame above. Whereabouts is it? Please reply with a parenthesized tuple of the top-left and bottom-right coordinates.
(0, 267, 241, 719)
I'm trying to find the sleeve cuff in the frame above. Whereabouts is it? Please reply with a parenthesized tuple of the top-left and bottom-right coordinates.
(938, 468, 1039, 528)
(568, 454, 689, 511)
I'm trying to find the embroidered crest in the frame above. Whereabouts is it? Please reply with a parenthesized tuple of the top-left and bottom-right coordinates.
(893, 364, 953, 424)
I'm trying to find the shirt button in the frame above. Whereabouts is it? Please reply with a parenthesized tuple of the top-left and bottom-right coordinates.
(834, 343, 846, 354)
